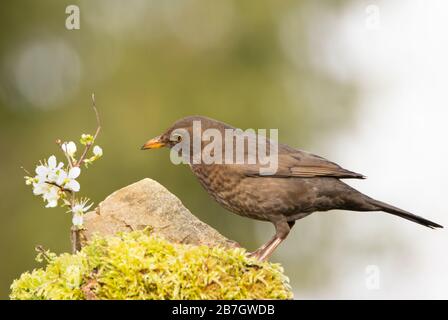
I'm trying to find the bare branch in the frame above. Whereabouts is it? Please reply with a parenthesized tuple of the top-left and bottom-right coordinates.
(21, 166, 31, 176)
(75, 93, 102, 167)
(91, 93, 101, 140)
(71, 226, 84, 253)
(35, 245, 52, 262)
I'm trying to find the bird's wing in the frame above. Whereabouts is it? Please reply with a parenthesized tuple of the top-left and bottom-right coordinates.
(241, 143, 365, 179)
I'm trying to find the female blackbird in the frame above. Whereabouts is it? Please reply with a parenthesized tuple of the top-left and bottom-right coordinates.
(142, 116, 442, 261)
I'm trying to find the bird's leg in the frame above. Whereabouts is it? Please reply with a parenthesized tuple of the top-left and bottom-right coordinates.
(257, 237, 283, 261)
(248, 235, 277, 258)
(251, 220, 295, 261)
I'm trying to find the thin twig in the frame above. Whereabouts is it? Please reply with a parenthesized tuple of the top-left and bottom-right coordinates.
(21, 166, 31, 176)
(70, 94, 101, 253)
(71, 226, 80, 253)
(75, 93, 101, 167)
(35, 245, 51, 261)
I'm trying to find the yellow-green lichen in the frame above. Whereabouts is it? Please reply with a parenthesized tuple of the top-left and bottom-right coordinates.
(10, 229, 293, 300)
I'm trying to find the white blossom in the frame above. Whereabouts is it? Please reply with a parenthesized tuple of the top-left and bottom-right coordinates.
(43, 186, 60, 208)
(58, 167, 81, 192)
(93, 145, 103, 157)
(28, 155, 66, 207)
(25, 155, 82, 209)
(71, 199, 93, 215)
(61, 141, 77, 157)
(70, 199, 92, 227)
(33, 182, 60, 208)
(35, 155, 64, 183)
(24, 106, 103, 229)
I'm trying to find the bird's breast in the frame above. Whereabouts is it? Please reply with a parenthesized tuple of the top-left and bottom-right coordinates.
(191, 164, 241, 205)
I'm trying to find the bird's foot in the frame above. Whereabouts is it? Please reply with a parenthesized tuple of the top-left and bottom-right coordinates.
(247, 237, 284, 262)
(247, 246, 273, 262)
(247, 249, 265, 261)
(247, 241, 273, 261)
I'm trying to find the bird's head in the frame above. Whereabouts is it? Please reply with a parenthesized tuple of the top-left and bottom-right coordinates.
(141, 115, 227, 150)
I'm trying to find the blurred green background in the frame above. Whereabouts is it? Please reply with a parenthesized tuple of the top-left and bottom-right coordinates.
(0, 0, 362, 299)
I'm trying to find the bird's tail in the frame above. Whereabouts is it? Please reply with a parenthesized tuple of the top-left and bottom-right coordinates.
(366, 198, 443, 229)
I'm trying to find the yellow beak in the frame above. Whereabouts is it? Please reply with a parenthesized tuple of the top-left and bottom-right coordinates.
(141, 136, 165, 150)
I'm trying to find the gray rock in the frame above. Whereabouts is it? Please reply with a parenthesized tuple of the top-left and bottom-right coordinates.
(80, 178, 239, 249)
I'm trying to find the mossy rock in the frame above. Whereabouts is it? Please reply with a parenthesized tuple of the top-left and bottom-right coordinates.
(10, 229, 293, 300)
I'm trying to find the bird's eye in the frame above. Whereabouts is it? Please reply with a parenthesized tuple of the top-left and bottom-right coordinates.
(171, 133, 182, 142)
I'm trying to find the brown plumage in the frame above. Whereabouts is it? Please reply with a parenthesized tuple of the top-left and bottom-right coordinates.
(142, 116, 443, 261)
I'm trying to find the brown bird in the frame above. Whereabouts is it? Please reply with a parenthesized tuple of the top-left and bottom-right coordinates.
(141, 116, 443, 261)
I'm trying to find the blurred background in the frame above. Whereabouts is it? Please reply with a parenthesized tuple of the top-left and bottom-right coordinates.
(0, 0, 446, 299)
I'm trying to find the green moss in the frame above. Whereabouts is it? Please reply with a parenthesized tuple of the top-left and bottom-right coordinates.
(10, 229, 293, 300)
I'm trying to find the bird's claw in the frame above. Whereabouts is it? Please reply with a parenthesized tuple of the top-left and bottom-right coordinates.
(247, 249, 267, 261)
